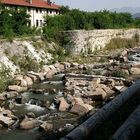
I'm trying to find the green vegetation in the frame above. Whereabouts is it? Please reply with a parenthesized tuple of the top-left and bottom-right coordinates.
(0, 64, 12, 92)
(43, 6, 140, 42)
(11, 55, 41, 73)
(111, 69, 128, 78)
(0, 4, 37, 39)
(104, 34, 139, 50)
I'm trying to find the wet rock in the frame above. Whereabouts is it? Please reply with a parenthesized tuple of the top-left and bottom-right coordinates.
(0, 115, 15, 127)
(20, 117, 41, 130)
(59, 97, 69, 111)
(4, 91, 19, 99)
(64, 123, 75, 131)
(39, 122, 53, 132)
(26, 112, 36, 118)
(70, 103, 93, 116)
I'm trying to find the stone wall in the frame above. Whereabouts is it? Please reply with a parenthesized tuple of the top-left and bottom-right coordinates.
(64, 29, 140, 54)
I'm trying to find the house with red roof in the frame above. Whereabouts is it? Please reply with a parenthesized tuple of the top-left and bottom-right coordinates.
(1, 0, 60, 27)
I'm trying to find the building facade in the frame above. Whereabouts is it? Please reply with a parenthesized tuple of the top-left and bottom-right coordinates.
(1, 0, 60, 27)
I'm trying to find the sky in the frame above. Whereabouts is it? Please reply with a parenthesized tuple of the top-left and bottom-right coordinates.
(54, 0, 140, 11)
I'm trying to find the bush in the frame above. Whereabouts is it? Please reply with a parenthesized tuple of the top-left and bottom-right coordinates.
(11, 55, 40, 73)
(0, 64, 11, 92)
(111, 69, 128, 78)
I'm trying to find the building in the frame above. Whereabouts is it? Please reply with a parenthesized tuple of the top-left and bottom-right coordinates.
(1, 0, 60, 27)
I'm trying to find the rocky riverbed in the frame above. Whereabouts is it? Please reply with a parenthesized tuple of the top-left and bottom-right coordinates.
(0, 47, 140, 140)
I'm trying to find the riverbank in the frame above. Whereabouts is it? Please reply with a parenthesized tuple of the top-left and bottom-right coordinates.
(0, 46, 140, 139)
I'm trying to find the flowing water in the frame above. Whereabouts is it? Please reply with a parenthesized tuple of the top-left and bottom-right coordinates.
(0, 74, 79, 140)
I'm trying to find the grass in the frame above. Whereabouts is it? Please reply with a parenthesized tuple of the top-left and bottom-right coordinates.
(104, 34, 139, 50)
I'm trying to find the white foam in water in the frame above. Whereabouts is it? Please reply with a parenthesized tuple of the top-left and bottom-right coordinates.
(22, 92, 30, 96)
(57, 91, 63, 96)
(49, 103, 56, 110)
(44, 92, 49, 96)
(42, 81, 63, 84)
(25, 103, 45, 112)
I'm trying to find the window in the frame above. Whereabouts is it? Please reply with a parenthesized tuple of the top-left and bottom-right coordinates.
(39, 9, 42, 13)
(28, 8, 31, 12)
(36, 9, 38, 13)
(36, 20, 39, 27)
(28, 20, 31, 27)
(40, 20, 43, 26)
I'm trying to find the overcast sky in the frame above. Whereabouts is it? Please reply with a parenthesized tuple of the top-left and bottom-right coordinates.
(54, 0, 140, 11)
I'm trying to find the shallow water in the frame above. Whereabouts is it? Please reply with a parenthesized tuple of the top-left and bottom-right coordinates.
(0, 130, 40, 140)
(0, 74, 79, 140)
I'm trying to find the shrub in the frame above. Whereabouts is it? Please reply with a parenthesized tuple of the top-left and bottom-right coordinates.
(0, 64, 11, 92)
(11, 55, 40, 73)
(111, 69, 128, 78)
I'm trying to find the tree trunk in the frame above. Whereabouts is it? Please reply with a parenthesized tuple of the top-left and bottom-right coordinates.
(111, 104, 140, 140)
(61, 80, 140, 140)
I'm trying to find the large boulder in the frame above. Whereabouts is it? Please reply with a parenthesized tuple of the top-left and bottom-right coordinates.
(70, 103, 93, 116)
(4, 91, 19, 99)
(130, 67, 140, 75)
(0, 115, 15, 127)
(59, 97, 69, 111)
(20, 79, 28, 87)
(0, 109, 16, 127)
(40, 122, 53, 132)
(20, 118, 41, 130)
(8, 85, 22, 92)
(8, 85, 27, 92)
(24, 76, 33, 86)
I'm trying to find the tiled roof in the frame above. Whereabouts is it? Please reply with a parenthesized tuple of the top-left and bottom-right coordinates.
(1, 0, 60, 9)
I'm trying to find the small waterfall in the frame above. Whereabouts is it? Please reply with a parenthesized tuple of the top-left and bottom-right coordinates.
(49, 103, 57, 110)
